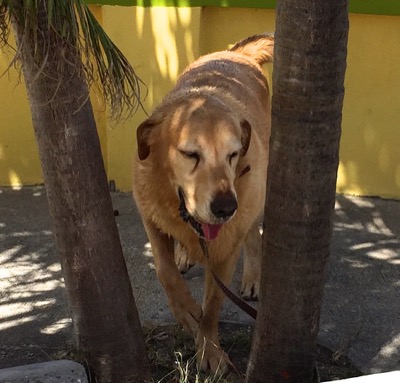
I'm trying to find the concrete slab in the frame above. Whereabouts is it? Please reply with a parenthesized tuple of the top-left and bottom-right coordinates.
(319, 196, 400, 374)
(323, 370, 400, 382)
(0, 186, 399, 375)
(0, 360, 88, 382)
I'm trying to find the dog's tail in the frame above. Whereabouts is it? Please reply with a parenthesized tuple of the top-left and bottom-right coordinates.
(229, 33, 274, 65)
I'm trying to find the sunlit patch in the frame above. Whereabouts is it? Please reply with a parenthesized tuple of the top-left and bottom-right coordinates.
(142, 243, 155, 269)
(0, 279, 63, 331)
(365, 214, 393, 235)
(350, 242, 374, 251)
(40, 318, 72, 335)
(334, 222, 364, 232)
(336, 163, 347, 191)
(349, 197, 375, 208)
(0, 315, 38, 331)
(157, 8, 198, 77)
(0, 245, 23, 265)
(10, 230, 52, 238)
(367, 248, 398, 260)
(334, 200, 348, 219)
(370, 213, 392, 234)
(0, 268, 9, 279)
(8, 170, 22, 190)
(345, 258, 370, 269)
(35, 298, 57, 307)
(143, 242, 153, 258)
(373, 333, 400, 361)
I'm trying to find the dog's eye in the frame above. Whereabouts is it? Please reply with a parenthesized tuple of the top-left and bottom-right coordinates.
(228, 151, 239, 165)
(179, 150, 200, 161)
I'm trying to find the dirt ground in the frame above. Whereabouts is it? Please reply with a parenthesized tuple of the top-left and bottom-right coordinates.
(143, 322, 363, 382)
(1, 321, 362, 383)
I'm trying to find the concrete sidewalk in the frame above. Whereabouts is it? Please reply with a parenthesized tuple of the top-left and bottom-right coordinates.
(0, 186, 399, 376)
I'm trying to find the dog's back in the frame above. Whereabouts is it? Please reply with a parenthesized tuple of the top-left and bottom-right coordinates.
(176, 33, 273, 93)
(167, 34, 273, 149)
(229, 33, 274, 65)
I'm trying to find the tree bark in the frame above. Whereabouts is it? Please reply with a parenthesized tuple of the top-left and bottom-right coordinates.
(10, 2, 150, 382)
(247, 1, 348, 382)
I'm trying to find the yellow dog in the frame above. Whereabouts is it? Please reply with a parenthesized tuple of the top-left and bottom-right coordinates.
(133, 34, 273, 373)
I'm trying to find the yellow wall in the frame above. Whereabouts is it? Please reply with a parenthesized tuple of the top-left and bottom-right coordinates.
(101, 6, 201, 190)
(0, 5, 107, 188)
(0, 37, 43, 187)
(1, 6, 399, 199)
(338, 14, 400, 199)
(89, 5, 109, 174)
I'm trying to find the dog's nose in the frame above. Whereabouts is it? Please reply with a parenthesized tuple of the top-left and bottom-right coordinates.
(210, 191, 238, 219)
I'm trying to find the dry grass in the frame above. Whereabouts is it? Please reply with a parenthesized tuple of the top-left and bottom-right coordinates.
(52, 322, 362, 382)
(145, 323, 362, 383)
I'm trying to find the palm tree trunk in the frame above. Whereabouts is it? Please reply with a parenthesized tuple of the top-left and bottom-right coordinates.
(247, 1, 348, 382)
(10, 1, 150, 382)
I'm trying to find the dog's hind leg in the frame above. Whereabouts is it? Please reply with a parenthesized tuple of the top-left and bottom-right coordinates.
(240, 219, 262, 300)
(143, 221, 202, 336)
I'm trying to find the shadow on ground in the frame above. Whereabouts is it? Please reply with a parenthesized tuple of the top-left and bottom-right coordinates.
(0, 187, 71, 367)
(320, 195, 400, 373)
(0, 187, 399, 375)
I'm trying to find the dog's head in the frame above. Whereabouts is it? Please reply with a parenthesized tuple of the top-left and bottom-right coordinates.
(137, 96, 251, 240)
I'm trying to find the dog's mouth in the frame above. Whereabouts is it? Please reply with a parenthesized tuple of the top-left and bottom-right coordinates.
(178, 188, 224, 241)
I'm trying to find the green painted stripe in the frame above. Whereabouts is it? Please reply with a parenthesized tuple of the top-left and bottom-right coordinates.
(350, 0, 400, 16)
(87, 0, 400, 16)
(87, 0, 275, 7)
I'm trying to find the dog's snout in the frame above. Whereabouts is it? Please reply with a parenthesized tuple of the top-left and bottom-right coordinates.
(210, 191, 238, 219)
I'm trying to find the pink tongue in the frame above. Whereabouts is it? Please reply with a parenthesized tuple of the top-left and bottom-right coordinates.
(201, 223, 223, 241)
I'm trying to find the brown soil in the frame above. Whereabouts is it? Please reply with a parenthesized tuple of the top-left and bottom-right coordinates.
(144, 322, 363, 382)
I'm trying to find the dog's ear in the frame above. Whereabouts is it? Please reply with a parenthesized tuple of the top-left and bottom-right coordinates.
(240, 119, 251, 157)
(137, 117, 162, 160)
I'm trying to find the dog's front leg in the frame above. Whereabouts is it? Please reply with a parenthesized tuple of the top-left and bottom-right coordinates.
(196, 251, 239, 373)
(143, 221, 202, 336)
(241, 218, 262, 300)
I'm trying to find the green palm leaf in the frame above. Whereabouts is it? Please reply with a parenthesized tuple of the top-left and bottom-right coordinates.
(0, 0, 145, 118)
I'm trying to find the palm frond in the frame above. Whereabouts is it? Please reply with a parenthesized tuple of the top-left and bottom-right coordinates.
(0, 1, 11, 49)
(74, 2, 146, 118)
(1, 0, 146, 119)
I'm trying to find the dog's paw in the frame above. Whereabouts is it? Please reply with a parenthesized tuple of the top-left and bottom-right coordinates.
(240, 279, 259, 301)
(174, 241, 195, 273)
(196, 335, 230, 374)
(172, 299, 203, 336)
